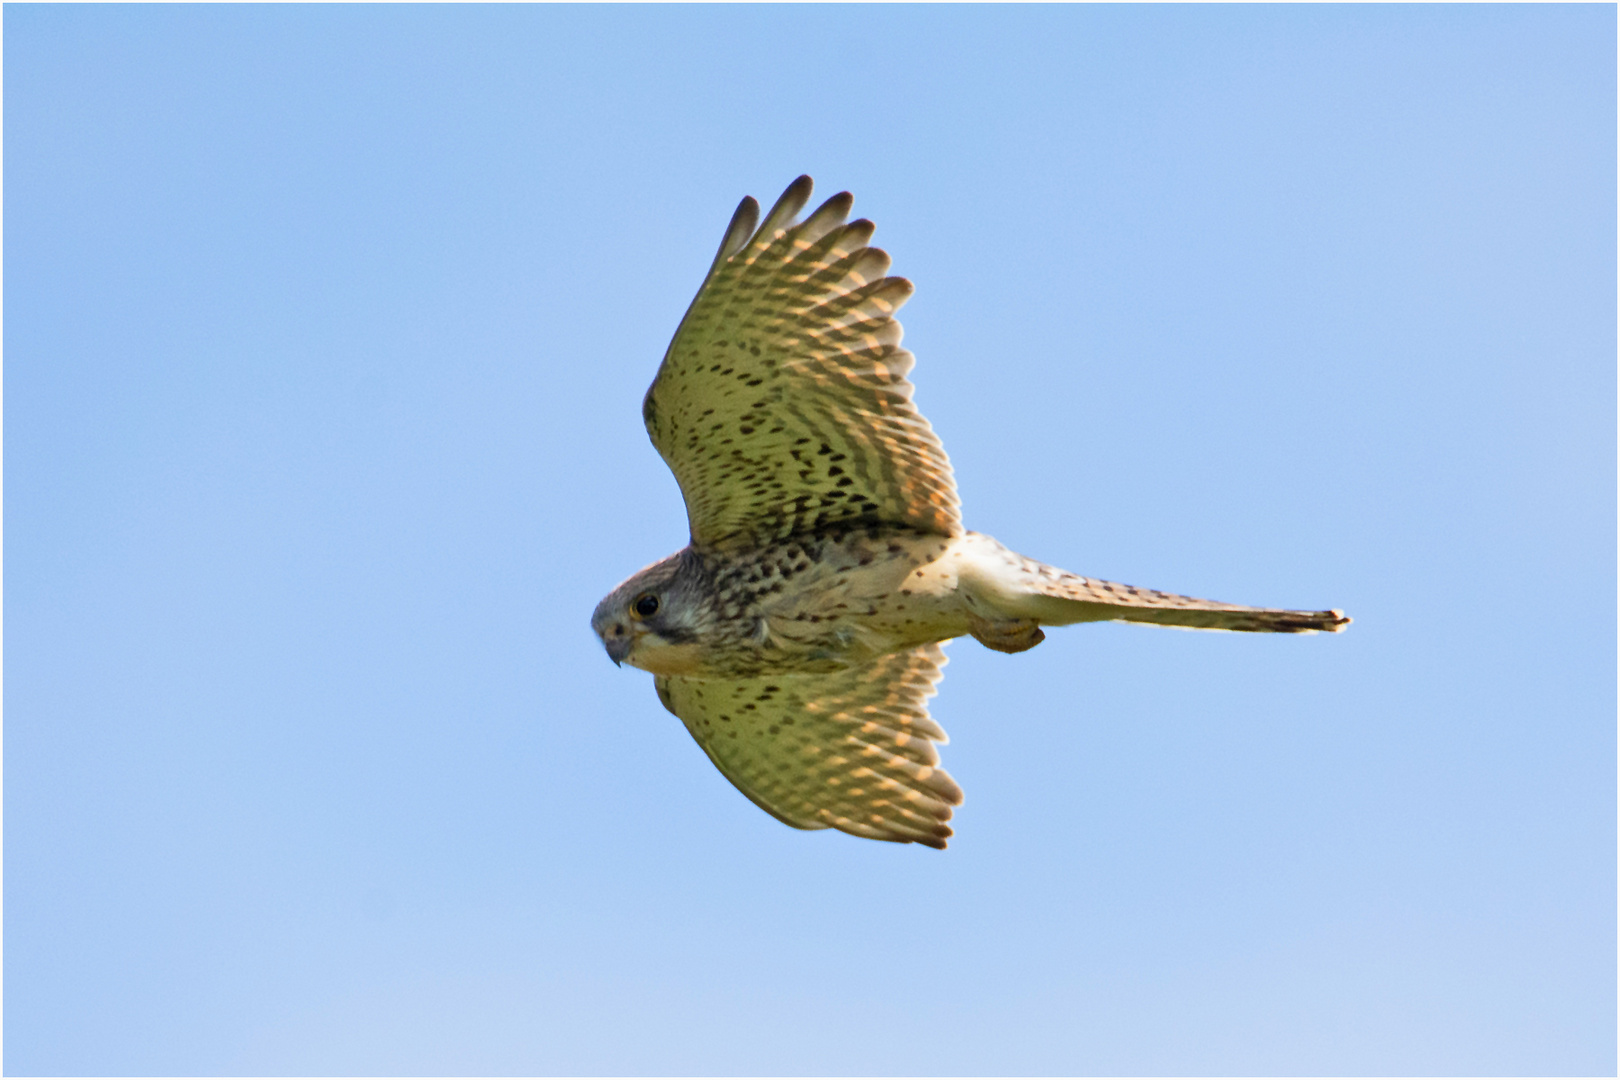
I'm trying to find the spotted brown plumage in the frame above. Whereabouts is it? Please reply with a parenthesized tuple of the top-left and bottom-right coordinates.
(655, 644, 959, 848)
(641, 173, 960, 552)
(592, 176, 1350, 848)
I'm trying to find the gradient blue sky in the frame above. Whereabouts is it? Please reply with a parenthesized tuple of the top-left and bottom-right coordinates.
(7, 5, 1614, 1075)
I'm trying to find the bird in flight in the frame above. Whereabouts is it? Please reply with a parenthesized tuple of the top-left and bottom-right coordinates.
(592, 176, 1348, 849)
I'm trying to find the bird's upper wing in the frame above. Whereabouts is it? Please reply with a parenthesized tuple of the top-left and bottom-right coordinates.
(642, 176, 961, 551)
(654, 644, 963, 848)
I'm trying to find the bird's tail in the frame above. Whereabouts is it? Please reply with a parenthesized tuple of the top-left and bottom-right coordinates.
(956, 534, 1349, 635)
(1024, 572, 1350, 633)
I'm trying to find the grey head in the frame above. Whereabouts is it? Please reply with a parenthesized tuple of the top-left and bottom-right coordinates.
(589, 549, 709, 676)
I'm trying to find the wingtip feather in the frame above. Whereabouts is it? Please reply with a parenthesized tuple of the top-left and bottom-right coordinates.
(799, 191, 855, 243)
(759, 175, 815, 238)
(711, 195, 759, 270)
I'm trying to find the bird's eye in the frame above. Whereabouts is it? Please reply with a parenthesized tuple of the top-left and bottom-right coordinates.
(632, 593, 660, 619)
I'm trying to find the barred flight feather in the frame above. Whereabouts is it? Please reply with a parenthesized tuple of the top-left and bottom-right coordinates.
(655, 643, 960, 848)
(643, 176, 961, 550)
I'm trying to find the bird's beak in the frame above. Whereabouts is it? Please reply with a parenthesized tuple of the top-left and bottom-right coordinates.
(604, 633, 633, 667)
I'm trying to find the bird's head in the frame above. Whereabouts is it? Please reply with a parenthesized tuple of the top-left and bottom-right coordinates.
(591, 551, 707, 675)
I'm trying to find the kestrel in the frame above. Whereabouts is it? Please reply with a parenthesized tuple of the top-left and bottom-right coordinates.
(592, 176, 1348, 849)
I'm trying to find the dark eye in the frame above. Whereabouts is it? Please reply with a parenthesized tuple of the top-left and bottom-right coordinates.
(632, 593, 660, 618)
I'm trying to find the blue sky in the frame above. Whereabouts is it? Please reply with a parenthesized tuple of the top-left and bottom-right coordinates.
(6, 4, 1613, 1075)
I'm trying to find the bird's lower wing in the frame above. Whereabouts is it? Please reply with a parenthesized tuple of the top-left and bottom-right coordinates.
(654, 644, 963, 848)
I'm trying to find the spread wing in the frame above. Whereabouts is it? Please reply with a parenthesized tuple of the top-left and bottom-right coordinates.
(642, 175, 962, 551)
(654, 644, 963, 848)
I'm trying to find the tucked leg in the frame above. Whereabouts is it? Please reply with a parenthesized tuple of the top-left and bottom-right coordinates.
(966, 611, 1046, 654)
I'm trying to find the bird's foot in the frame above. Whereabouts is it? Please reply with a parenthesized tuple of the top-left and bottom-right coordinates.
(967, 613, 1046, 654)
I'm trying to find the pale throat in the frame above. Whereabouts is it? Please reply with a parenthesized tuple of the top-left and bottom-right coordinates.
(628, 635, 705, 676)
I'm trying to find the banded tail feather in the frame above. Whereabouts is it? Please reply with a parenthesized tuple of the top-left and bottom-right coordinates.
(1023, 566, 1349, 634)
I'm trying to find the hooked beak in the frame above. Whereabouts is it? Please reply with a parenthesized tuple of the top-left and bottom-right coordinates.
(603, 629, 634, 667)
